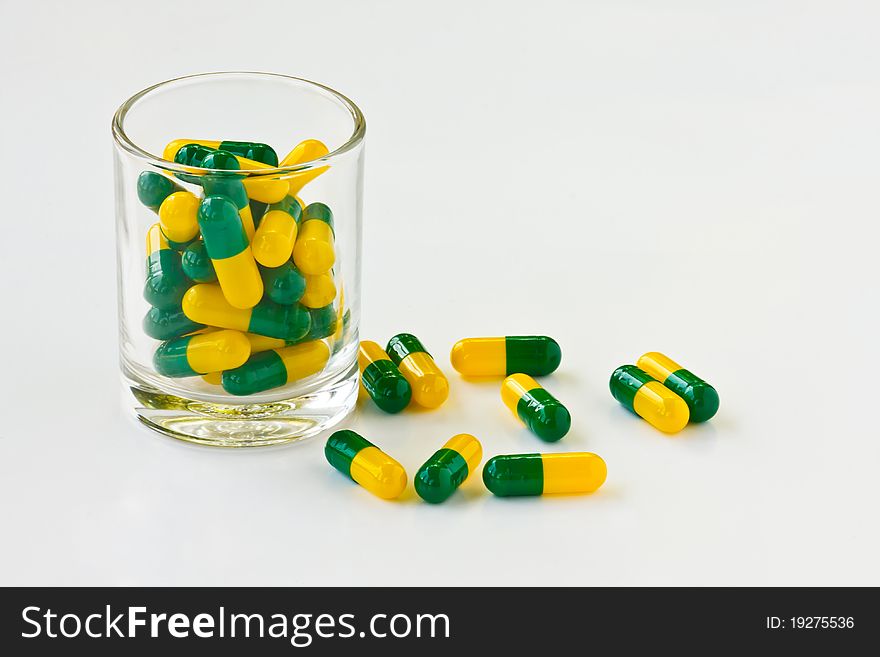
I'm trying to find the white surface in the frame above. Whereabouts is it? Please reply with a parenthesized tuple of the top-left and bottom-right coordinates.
(1, 0, 878, 586)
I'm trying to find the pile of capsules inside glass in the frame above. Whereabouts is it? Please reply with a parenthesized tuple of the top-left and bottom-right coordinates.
(139, 138, 349, 395)
(328, 337, 720, 502)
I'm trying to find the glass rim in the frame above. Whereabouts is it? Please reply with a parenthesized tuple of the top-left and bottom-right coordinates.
(111, 71, 366, 175)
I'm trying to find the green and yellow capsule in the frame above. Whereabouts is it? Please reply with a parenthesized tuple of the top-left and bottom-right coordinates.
(415, 434, 483, 504)
(153, 329, 251, 378)
(181, 240, 217, 283)
(386, 333, 449, 409)
(293, 202, 335, 275)
(450, 336, 562, 377)
(259, 261, 306, 306)
(325, 430, 407, 500)
(137, 171, 183, 212)
(182, 283, 311, 342)
(358, 340, 412, 413)
(253, 196, 302, 267)
(143, 306, 204, 340)
(144, 224, 190, 310)
(501, 373, 570, 442)
(637, 352, 719, 423)
(483, 453, 607, 497)
(610, 364, 690, 433)
(221, 340, 329, 395)
(197, 195, 263, 309)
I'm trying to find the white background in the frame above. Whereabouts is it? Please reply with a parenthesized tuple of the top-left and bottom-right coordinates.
(1, 0, 878, 586)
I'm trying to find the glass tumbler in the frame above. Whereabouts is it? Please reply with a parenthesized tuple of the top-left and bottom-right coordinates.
(112, 72, 364, 447)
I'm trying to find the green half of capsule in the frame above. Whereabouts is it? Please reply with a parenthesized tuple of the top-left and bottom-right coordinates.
(143, 306, 204, 340)
(304, 304, 337, 340)
(144, 247, 190, 310)
(250, 199, 268, 227)
(248, 299, 311, 341)
(269, 196, 303, 223)
(361, 361, 412, 414)
(181, 240, 217, 283)
(173, 143, 214, 184)
(217, 140, 278, 166)
(137, 171, 183, 211)
(506, 336, 561, 376)
(260, 261, 306, 305)
(201, 151, 249, 211)
(197, 195, 249, 259)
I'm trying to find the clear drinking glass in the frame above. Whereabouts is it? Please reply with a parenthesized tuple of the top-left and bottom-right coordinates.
(112, 72, 364, 447)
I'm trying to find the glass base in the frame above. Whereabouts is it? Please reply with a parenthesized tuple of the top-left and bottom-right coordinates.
(126, 363, 358, 447)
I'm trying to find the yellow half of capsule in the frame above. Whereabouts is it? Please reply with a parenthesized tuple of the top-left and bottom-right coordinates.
(158, 191, 200, 243)
(293, 220, 335, 275)
(245, 333, 288, 354)
(541, 453, 607, 494)
(633, 381, 690, 433)
(301, 272, 337, 308)
(186, 329, 251, 373)
(252, 209, 298, 267)
(636, 352, 680, 383)
(501, 372, 538, 415)
(201, 371, 222, 385)
(450, 337, 506, 376)
(444, 433, 482, 479)
(182, 284, 252, 331)
(280, 139, 330, 196)
(358, 340, 391, 369)
(212, 249, 264, 309)
(146, 223, 170, 254)
(350, 446, 407, 500)
(400, 352, 449, 409)
(276, 340, 330, 383)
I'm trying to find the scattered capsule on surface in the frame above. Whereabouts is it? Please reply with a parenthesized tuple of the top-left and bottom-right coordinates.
(415, 434, 483, 504)
(153, 329, 251, 378)
(501, 373, 570, 442)
(260, 261, 306, 305)
(450, 336, 561, 377)
(324, 430, 407, 500)
(200, 150, 256, 240)
(637, 352, 719, 423)
(483, 453, 607, 497)
(197, 195, 263, 309)
(300, 272, 337, 308)
(293, 203, 335, 275)
(169, 141, 289, 204)
(181, 240, 217, 283)
(182, 283, 310, 341)
(386, 333, 449, 409)
(221, 340, 329, 395)
(144, 224, 190, 310)
(158, 191, 201, 245)
(252, 196, 302, 267)
(163, 139, 279, 166)
(280, 139, 330, 196)
(137, 171, 183, 211)
(359, 340, 412, 413)
(610, 365, 690, 433)
(143, 306, 204, 340)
